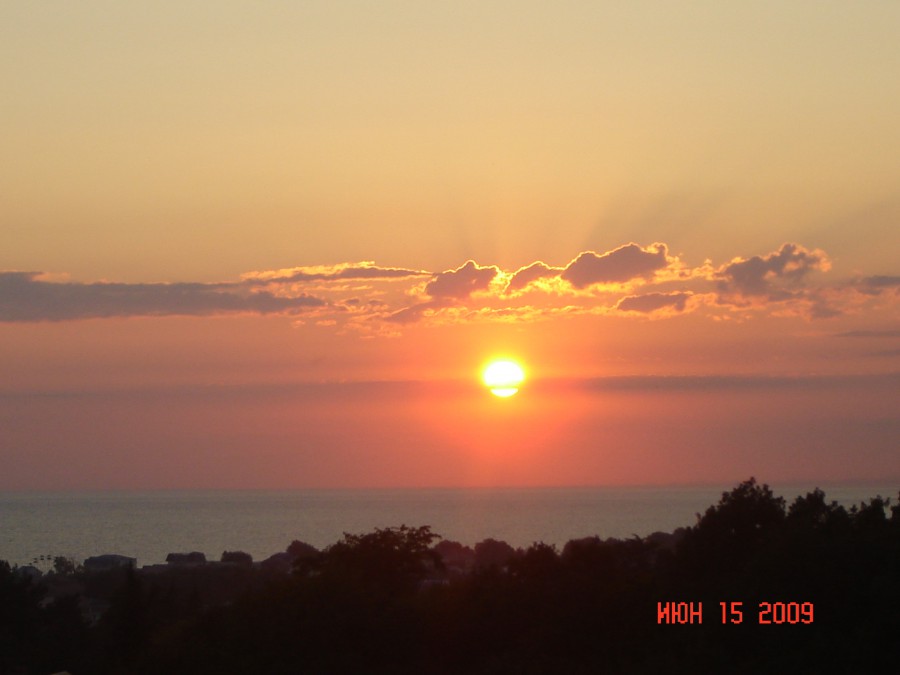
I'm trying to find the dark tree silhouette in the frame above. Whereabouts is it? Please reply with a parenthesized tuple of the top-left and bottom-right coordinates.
(313, 524, 442, 596)
(6, 480, 900, 674)
(473, 537, 516, 570)
(0, 560, 88, 674)
(286, 539, 318, 560)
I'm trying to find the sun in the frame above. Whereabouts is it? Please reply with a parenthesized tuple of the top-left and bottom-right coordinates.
(482, 359, 526, 397)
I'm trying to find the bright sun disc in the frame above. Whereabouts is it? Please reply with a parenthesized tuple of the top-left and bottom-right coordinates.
(482, 360, 525, 397)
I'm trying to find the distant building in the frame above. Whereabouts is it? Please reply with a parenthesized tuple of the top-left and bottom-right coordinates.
(83, 554, 137, 572)
(166, 551, 207, 566)
(220, 550, 253, 566)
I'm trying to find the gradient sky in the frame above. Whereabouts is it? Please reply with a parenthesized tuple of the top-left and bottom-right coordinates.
(2, 2, 898, 489)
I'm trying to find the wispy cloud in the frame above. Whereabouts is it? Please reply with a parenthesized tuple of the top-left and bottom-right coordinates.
(855, 275, 900, 295)
(834, 329, 900, 338)
(832, 328, 900, 357)
(242, 262, 428, 283)
(616, 292, 693, 315)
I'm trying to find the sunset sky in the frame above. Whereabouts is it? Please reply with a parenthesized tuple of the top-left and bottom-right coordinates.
(2, 2, 898, 489)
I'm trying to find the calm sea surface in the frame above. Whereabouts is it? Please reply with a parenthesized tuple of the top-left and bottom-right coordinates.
(1, 484, 896, 568)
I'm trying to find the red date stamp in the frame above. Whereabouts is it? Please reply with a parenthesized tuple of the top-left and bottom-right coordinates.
(657, 601, 814, 624)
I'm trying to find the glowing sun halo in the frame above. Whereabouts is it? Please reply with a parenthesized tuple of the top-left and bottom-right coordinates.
(482, 359, 526, 397)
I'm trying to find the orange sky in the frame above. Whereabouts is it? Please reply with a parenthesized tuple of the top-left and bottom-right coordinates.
(1, 2, 898, 489)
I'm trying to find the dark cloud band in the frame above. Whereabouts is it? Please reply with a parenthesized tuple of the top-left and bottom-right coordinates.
(0, 272, 324, 322)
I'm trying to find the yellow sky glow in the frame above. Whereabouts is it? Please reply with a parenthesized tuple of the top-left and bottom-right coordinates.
(1, 2, 898, 489)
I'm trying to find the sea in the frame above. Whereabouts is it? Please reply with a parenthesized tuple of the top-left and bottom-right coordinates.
(1, 483, 896, 569)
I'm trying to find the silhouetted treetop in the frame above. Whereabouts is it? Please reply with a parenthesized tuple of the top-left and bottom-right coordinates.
(788, 487, 844, 524)
(311, 524, 442, 595)
(286, 539, 318, 560)
(473, 538, 517, 570)
(698, 477, 785, 534)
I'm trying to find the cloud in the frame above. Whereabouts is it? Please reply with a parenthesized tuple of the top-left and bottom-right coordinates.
(707, 243, 845, 318)
(715, 243, 830, 300)
(0, 272, 324, 322)
(381, 261, 502, 325)
(242, 262, 428, 283)
(505, 261, 563, 293)
(855, 275, 900, 296)
(834, 329, 900, 338)
(8, 240, 894, 329)
(424, 260, 500, 299)
(616, 292, 692, 315)
(806, 294, 843, 319)
(832, 329, 900, 356)
(383, 301, 442, 324)
(861, 275, 900, 288)
(560, 243, 672, 289)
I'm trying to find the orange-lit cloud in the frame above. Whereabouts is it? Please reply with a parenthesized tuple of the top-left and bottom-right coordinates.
(4, 242, 896, 327)
(505, 261, 563, 293)
(424, 260, 501, 299)
(380, 260, 503, 325)
(505, 243, 678, 295)
(561, 243, 673, 289)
